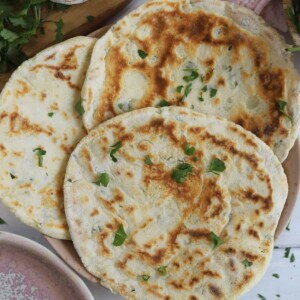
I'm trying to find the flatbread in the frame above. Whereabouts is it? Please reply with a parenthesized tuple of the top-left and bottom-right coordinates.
(0, 36, 96, 239)
(82, 0, 300, 162)
(64, 107, 288, 299)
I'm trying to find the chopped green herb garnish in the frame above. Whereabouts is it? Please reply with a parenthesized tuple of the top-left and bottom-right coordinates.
(48, 112, 54, 117)
(75, 100, 85, 116)
(158, 100, 170, 107)
(10, 173, 16, 179)
(242, 259, 253, 268)
(211, 232, 224, 249)
(113, 224, 128, 246)
(86, 15, 94, 23)
(210, 88, 217, 98)
(67, 179, 72, 183)
(286, 46, 300, 52)
(208, 158, 226, 175)
(274, 246, 279, 249)
(201, 85, 208, 92)
(184, 143, 195, 156)
(227, 66, 232, 72)
(228, 45, 233, 51)
(138, 49, 148, 59)
(171, 163, 193, 183)
(184, 83, 192, 98)
(118, 103, 124, 110)
(110, 141, 122, 163)
(0, 218, 6, 225)
(176, 85, 184, 93)
(157, 266, 167, 276)
(277, 100, 292, 122)
(33, 147, 46, 167)
(140, 274, 151, 282)
(93, 173, 110, 187)
(145, 155, 152, 166)
(286, 223, 290, 231)
(198, 95, 204, 102)
(55, 18, 64, 42)
(183, 70, 199, 82)
(200, 74, 204, 82)
(276, 295, 280, 298)
(258, 294, 266, 300)
(272, 274, 280, 278)
(290, 253, 295, 263)
(284, 247, 291, 258)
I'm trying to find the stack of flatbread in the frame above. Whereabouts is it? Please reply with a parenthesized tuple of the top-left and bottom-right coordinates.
(1, 0, 299, 299)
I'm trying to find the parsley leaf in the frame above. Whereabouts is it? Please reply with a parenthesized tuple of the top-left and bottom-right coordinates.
(93, 173, 110, 187)
(158, 100, 170, 107)
(286, 46, 300, 52)
(48, 112, 54, 117)
(284, 247, 291, 258)
(140, 274, 151, 282)
(113, 224, 128, 246)
(33, 147, 46, 167)
(286, 223, 290, 231)
(55, 18, 64, 42)
(208, 158, 226, 175)
(290, 253, 295, 263)
(110, 141, 122, 162)
(145, 155, 152, 166)
(176, 85, 183, 93)
(184, 143, 195, 156)
(201, 85, 208, 92)
(184, 83, 192, 98)
(157, 266, 167, 276)
(171, 163, 193, 183)
(86, 15, 94, 23)
(277, 100, 292, 122)
(211, 231, 224, 249)
(242, 259, 253, 268)
(210, 88, 217, 98)
(183, 70, 199, 82)
(0, 29, 19, 43)
(0, 218, 7, 225)
(10, 173, 16, 179)
(272, 274, 280, 278)
(75, 100, 85, 116)
(258, 294, 266, 300)
(138, 49, 148, 59)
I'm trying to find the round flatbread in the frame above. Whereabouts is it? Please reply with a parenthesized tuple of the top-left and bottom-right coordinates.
(0, 36, 96, 239)
(64, 107, 288, 299)
(82, 0, 300, 162)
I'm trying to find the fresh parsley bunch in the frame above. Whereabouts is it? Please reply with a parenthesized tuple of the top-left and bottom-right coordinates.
(0, 0, 68, 74)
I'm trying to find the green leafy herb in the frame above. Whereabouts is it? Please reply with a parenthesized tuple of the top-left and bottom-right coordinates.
(140, 274, 151, 282)
(208, 158, 226, 175)
(198, 92, 204, 102)
(227, 66, 232, 72)
(138, 49, 148, 59)
(183, 70, 199, 82)
(86, 15, 94, 23)
(200, 74, 204, 82)
(110, 141, 122, 162)
(286, 46, 300, 52)
(211, 231, 224, 249)
(184, 143, 195, 156)
(276, 295, 280, 298)
(171, 163, 193, 183)
(0, 218, 7, 225)
(33, 147, 46, 167)
(184, 83, 192, 98)
(176, 85, 183, 93)
(277, 100, 292, 122)
(75, 100, 85, 116)
(55, 18, 64, 42)
(67, 179, 72, 183)
(210, 88, 217, 98)
(93, 173, 110, 187)
(48, 112, 54, 117)
(201, 85, 207, 92)
(10, 173, 16, 179)
(272, 274, 280, 278)
(284, 247, 291, 258)
(157, 266, 167, 276)
(258, 294, 266, 300)
(242, 259, 253, 268)
(158, 100, 170, 107)
(286, 223, 290, 231)
(118, 103, 124, 110)
(113, 224, 128, 246)
(274, 246, 279, 249)
(145, 155, 152, 166)
(288, 2, 300, 34)
(290, 253, 295, 263)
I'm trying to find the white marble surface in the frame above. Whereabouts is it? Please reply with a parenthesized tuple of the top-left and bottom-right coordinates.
(1, 0, 300, 299)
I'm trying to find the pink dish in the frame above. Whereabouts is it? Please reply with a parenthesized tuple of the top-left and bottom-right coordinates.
(0, 231, 94, 299)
